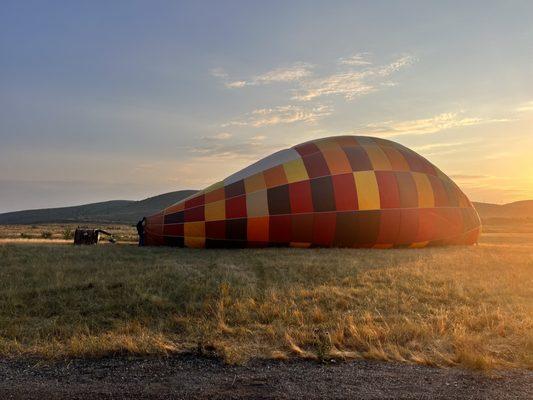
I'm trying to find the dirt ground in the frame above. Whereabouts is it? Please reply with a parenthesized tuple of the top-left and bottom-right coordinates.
(0, 355, 531, 400)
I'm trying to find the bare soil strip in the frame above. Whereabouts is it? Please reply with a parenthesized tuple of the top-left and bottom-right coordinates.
(0, 356, 531, 400)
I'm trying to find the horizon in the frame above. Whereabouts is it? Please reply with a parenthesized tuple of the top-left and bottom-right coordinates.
(1, 1, 532, 213)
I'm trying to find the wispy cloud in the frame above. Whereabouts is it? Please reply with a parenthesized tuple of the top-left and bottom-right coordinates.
(363, 112, 509, 137)
(203, 132, 233, 140)
(189, 134, 281, 162)
(411, 140, 480, 152)
(337, 53, 372, 66)
(225, 104, 332, 127)
(515, 101, 533, 113)
(214, 63, 314, 88)
(292, 55, 415, 101)
(450, 174, 492, 181)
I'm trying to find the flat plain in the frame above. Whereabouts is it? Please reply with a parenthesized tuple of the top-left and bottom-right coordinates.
(0, 219, 531, 370)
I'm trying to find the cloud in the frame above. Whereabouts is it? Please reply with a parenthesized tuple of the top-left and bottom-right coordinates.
(204, 132, 233, 140)
(363, 112, 509, 137)
(516, 101, 533, 113)
(217, 63, 314, 88)
(338, 53, 372, 66)
(225, 104, 332, 127)
(449, 174, 492, 181)
(411, 140, 480, 152)
(292, 55, 415, 101)
(209, 68, 228, 79)
(189, 135, 282, 163)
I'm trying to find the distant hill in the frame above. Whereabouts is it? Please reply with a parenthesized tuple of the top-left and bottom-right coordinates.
(0, 192, 531, 225)
(0, 190, 197, 225)
(472, 200, 533, 219)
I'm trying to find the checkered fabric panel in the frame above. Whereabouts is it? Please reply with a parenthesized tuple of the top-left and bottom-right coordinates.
(144, 136, 481, 248)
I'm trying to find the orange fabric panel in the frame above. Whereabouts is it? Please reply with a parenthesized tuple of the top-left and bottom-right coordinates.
(320, 142, 353, 175)
(205, 187, 225, 204)
(263, 165, 288, 188)
(381, 146, 410, 171)
(248, 216, 269, 242)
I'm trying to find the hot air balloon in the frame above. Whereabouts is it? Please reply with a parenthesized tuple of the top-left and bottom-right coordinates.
(144, 136, 481, 248)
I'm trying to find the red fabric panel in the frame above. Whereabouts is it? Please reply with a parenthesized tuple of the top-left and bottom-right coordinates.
(295, 142, 320, 157)
(185, 194, 205, 209)
(375, 171, 400, 209)
(310, 176, 336, 212)
(420, 158, 437, 176)
(353, 210, 381, 247)
(184, 206, 204, 222)
(400, 148, 426, 173)
(416, 208, 437, 242)
(205, 220, 226, 239)
(312, 212, 336, 246)
(332, 173, 358, 211)
(291, 214, 314, 243)
(334, 211, 358, 247)
(163, 223, 184, 236)
(344, 146, 373, 171)
(226, 195, 247, 219)
(289, 180, 314, 213)
(302, 152, 330, 178)
(439, 208, 464, 239)
(226, 218, 247, 241)
(377, 209, 401, 245)
(397, 209, 419, 245)
(268, 184, 291, 215)
(395, 172, 418, 208)
(443, 181, 460, 207)
(269, 215, 291, 243)
(225, 180, 245, 198)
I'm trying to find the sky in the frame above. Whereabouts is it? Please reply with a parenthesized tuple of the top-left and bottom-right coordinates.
(1, 1, 532, 213)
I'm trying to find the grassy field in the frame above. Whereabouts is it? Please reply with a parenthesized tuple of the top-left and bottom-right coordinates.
(0, 223, 137, 242)
(0, 225, 531, 371)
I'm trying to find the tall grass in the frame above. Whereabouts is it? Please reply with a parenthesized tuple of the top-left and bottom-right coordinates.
(0, 233, 531, 370)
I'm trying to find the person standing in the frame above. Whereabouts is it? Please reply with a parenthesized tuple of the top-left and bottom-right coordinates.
(136, 217, 146, 246)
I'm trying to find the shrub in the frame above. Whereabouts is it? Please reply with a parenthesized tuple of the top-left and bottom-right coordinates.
(41, 231, 53, 239)
(63, 228, 74, 240)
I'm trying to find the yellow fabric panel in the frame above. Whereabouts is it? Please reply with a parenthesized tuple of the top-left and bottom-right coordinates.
(184, 221, 205, 238)
(314, 138, 339, 150)
(353, 171, 381, 210)
(244, 172, 266, 193)
(283, 158, 309, 183)
(204, 199, 226, 221)
(185, 236, 205, 248)
(246, 190, 269, 217)
(363, 145, 392, 170)
(413, 172, 435, 208)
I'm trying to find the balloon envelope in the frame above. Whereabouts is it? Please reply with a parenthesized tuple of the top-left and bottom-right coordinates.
(145, 136, 481, 248)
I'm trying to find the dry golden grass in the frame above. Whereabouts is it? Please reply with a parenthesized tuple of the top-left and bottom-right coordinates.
(0, 228, 531, 370)
(0, 223, 137, 242)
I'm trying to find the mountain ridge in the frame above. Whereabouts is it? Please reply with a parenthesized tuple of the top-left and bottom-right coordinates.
(0, 192, 531, 225)
(0, 190, 197, 224)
